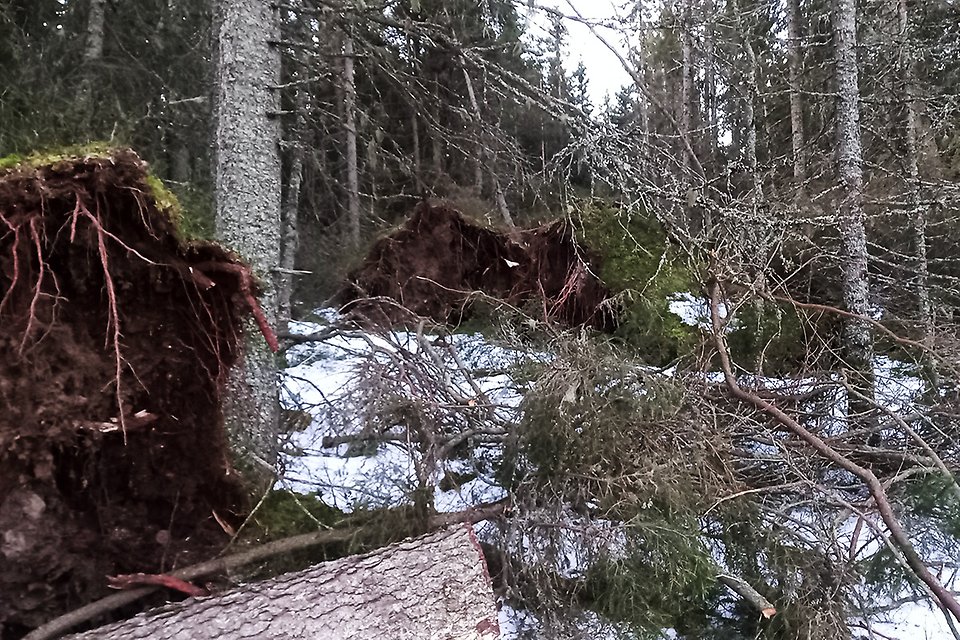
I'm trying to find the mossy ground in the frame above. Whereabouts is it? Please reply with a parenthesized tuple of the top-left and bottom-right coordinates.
(0, 142, 116, 171)
(576, 200, 697, 365)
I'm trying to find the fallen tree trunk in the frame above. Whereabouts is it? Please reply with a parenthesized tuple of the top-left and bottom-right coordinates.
(65, 526, 501, 640)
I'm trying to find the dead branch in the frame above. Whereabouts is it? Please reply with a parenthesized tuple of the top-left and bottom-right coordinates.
(717, 574, 777, 619)
(709, 280, 960, 623)
(107, 573, 207, 598)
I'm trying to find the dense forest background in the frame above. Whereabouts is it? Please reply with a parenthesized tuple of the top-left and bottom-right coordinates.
(4, 0, 960, 637)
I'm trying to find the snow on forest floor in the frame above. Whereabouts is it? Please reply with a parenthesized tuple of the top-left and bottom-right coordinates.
(279, 311, 519, 509)
(278, 307, 954, 639)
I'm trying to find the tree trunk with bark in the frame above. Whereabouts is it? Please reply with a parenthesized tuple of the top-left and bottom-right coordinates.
(78, 0, 106, 124)
(213, 0, 281, 473)
(679, 0, 695, 180)
(65, 527, 501, 640)
(832, 0, 876, 418)
(786, 0, 808, 193)
(735, 0, 763, 207)
(277, 2, 309, 332)
(462, 65, 514, 228)
(343, 31, 361, 248)
(897, 0, 937, 390)
(702, 0, 718, 167)
(277, 104, 305, 332)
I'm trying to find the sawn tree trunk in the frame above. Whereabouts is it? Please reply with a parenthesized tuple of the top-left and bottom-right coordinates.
(66, 526, 500, 640)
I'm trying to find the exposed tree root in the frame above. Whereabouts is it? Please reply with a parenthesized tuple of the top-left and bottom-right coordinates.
(0, 149, 265, 632)
(339, 202, 614, 329)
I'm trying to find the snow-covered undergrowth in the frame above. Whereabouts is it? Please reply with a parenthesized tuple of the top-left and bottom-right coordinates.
(280, 312, 525, 510)
(279, 307, 956, 639)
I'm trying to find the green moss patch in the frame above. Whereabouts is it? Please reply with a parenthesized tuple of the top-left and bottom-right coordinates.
(578, 201, 697, 364)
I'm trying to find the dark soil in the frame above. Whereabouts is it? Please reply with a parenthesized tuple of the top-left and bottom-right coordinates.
(0, 150, 251, 637)
(339, 203, 614, 329)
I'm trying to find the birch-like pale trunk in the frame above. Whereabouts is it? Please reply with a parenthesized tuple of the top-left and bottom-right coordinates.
(740, 7, 763, 206)
(898, 0, 937, 389)
(343, 33, 361, 249)
(83, 0, 106, 62)
(278, 91, 306, 332)
(213, 0, 281, 473)
(833, 0, 876, 414)
(411, 112, 424, 192)
(462, 65, 514, 227)
(702, 0, 718, 164)
(679, 0, 695, 180)
(786, 0, 808, 191)
(432, 78, 444, 177)
(78, 0, 106, 123)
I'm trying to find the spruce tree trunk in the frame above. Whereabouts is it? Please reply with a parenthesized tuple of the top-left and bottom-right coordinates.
(343, 32, 361, 248)
(786, 0, 808, 192)
(898, 0, 937, 389)
(833, 0, 876, 417)
(78, 0, 106, 123)
(213, 0, 281, 473)
(65, 527, 500, 640)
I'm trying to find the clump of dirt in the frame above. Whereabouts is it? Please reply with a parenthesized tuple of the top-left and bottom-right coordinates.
(339, 203, 614, 329)
(0, 149, 254, 635)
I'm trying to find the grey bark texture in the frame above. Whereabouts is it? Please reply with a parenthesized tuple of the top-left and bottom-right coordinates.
(411, 111, 424, 191)
(65, 526, 501, 640)
(832, 0, 875, 412)
(461, 66, 514, 228)
(277, 2, 309, 332)
(278, 105, 305, 332)
(786, 0, 808, 190)
(83, 0, 106, 63)
(702, 0, 717, 160)
(897, 0, 937, 389)
(734, 0, 762, 206)
(78, 0, 106, 122)
(344, 32, 361, 248)
(679, 0, 694, 179)
(213, 0, 282, 470)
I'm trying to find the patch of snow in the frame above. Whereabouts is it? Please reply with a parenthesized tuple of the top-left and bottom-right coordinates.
(863, 601, 954, 639)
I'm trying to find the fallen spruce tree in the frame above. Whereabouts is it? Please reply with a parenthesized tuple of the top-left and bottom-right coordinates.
(0, 148, 274, 636)
(58, 525, 500, 640)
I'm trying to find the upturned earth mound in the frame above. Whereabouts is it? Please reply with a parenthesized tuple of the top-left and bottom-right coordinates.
(339, 202, 614, 329)
(0, 149, 257, 636)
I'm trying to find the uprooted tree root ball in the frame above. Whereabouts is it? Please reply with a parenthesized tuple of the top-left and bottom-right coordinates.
(338, 202, 616, 329)
(0, 149, 261, 634)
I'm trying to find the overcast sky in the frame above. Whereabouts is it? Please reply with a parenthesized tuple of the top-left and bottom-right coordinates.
(521, 0, 634, 106)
